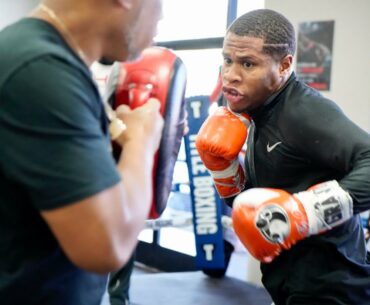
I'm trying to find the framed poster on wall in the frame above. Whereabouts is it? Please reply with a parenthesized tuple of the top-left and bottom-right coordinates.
(296, 20, 335, 91)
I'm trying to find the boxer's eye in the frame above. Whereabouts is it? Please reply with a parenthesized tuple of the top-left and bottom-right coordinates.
(223, 57, 232, 65)
(242, 61, 253, 68)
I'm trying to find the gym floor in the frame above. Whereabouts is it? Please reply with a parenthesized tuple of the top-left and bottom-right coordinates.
(101, 259, 272, 305)
(100, 220, 272, 305)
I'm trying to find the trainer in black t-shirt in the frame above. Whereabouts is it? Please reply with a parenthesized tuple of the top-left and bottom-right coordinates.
(0, 18, 121, 305)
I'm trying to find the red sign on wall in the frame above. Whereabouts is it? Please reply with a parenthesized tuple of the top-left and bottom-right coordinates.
(296, 20, 335, 91)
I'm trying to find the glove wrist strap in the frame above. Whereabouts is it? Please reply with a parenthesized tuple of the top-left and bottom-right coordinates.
(295, 180, 353, 235)
(208, 159, 240, 180)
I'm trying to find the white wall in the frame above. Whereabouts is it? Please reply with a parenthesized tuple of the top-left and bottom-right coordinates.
(266, 0, 370, 131)
(0, 0, 39, 30)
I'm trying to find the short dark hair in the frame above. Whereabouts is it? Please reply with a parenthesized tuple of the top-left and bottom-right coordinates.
(227, 9, 296, 59)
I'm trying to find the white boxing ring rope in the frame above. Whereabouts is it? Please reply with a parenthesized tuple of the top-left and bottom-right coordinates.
(144, 215, 233, 231)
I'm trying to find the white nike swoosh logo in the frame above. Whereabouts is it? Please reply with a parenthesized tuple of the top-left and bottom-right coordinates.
(267, 141, 282, 152)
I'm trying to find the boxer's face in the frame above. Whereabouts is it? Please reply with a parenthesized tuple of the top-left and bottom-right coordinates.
(221, 32, 285, 114)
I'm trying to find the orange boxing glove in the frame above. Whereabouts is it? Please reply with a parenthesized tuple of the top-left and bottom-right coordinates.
(232, 181, 353, 263)
(195, 106, 250, 198)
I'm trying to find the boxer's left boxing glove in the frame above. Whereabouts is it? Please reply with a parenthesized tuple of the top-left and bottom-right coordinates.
(107, 47, 187, 219)
(232, 180, 353, 263)
(195, 106, 250, 198)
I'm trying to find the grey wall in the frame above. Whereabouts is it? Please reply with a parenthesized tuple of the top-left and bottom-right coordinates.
(0, 0, 39, 30)
(265, 0, 370, 131)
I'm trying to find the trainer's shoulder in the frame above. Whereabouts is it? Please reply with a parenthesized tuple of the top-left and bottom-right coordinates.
(0, 18, 83, 87)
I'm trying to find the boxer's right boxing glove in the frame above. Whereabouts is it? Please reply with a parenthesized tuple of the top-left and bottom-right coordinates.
(232, 181, 353, 263)
(195, 106, 250, 198)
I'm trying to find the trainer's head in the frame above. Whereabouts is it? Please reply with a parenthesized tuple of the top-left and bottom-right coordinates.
(36, 0, 162, 64)
(221, 9, 295, 113)
(100, 0, 163, 62)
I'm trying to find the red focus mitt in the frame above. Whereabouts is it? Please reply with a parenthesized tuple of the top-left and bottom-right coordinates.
(107, 47, 187, 219)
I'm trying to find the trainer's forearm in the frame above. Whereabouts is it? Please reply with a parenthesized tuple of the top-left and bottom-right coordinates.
(116, 140, 155, 235)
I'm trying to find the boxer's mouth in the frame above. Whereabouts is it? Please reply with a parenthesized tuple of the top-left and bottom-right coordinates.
(222, 87, 243, 96)
(222, 87, 244, 103)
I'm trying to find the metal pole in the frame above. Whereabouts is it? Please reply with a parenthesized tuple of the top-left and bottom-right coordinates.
(227, 0, 238, 28)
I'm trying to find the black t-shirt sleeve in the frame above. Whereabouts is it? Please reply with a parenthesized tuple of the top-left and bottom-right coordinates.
(285, 95, 370, 213)
(0, 56, 121, 210)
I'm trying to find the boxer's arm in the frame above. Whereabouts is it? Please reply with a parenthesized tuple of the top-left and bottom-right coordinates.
(286, 96, 370, 213)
